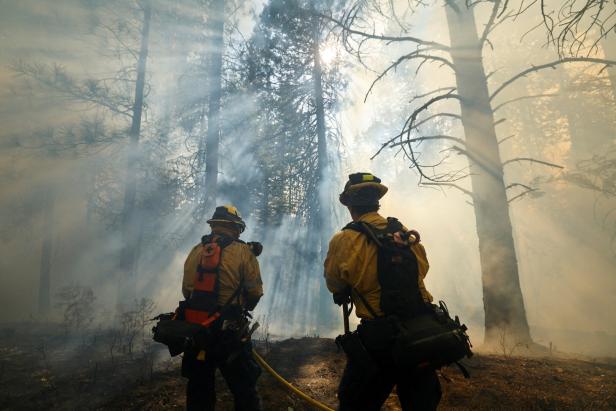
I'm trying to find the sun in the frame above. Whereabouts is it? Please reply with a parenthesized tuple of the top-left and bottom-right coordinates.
(320, 43, 338, 67)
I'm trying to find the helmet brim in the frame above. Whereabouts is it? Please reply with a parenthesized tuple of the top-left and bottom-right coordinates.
(339, 182, 388, 205)
(207, 218, 246, 232)
(343, 182, 388, 197)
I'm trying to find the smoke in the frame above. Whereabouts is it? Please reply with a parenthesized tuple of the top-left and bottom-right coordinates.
(0, 0, 615, 359)
(334, 0, 616, 355)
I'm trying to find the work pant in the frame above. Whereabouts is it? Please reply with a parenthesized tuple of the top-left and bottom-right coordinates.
(338, 319, 442, 411)
(182, 340, 262, 411)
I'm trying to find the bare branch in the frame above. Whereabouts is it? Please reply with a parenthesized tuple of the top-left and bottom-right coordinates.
(508, 187, 539, 203)
(491, 57, 616, 101)
(389, 135, 467, 148)
(364, 52, 454, 102)
(382, 112, 462, 144)
(498, 134, 515, 145)
(502, 157, 564, 169)
(479, 0, 502, 47)
(421, 182, 473, 196)
(410, 87, 457, 103)
(319, 12, 450, 51)
(506, 182, 533, 191)
(542, 0, 616, 57)
(493, 93, 558, 112)
(371, 92, 463, 159)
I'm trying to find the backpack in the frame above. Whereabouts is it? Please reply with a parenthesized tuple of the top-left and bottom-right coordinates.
(152, 234, 243, 356)
(184, 234, 237, 327)
(344, 217, 428, 317)
(343, 218, 473, 376)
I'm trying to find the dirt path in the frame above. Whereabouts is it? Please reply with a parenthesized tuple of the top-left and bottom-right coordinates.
(105, 337, 616, 411)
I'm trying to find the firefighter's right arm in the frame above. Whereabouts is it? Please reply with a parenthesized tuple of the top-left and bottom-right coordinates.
(324, 232, 353, 295)
(242, 248, 263, 311)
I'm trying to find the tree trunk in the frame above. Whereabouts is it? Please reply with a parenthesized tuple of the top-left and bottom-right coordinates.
(38, 186, 55, 315)
(312, 24, 337, 331)
(118, 1, 151, 302)
(445, 3, 531, 345)
(203, 0, 225, 211)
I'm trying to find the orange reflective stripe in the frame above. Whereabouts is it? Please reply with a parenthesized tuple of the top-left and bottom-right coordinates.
(199, 312, 221, 327)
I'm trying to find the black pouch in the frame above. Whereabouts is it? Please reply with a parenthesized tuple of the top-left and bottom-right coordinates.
(392, 302, 472, 370)
(152, 316, 202, 356)
(336, 331, 378, 375)
(357, 317, 397, 351)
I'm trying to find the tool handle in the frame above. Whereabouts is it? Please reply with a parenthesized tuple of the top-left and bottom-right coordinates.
(342, 303, 350, 334)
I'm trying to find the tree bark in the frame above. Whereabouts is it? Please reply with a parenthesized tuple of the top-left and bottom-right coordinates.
(312, 23, 337, 330)
(38, 186, 55, 315)
(445, 3, 531, 344)
(203, 0, 225, 211)
(118, 1, 151, 301)
(313, 28, 329, 247)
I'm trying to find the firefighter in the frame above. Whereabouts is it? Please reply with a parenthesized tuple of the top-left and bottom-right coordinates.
(324, 173, 442, 411)
(181, 205, 263, 411)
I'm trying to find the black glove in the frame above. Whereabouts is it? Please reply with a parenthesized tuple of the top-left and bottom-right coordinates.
(248, 241, 263, 256)
(333, 291, 351, 306)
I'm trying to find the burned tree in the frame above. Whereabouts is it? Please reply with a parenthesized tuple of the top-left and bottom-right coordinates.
(13, 0, 155, 303)
(330, 0, 616, 345)
(118, 0, 152, 300)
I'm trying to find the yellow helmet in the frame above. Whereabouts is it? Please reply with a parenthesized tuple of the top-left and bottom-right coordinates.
(206, 204, 246, 233)
(339, 172, 388, 206)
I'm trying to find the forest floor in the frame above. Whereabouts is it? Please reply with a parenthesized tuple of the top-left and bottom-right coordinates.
(1, 326, 616, 410)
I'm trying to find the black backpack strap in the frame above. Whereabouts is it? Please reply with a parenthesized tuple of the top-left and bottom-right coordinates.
(201, 233, 243, 248)
(342, 222, 386, 318)
(351, 288, 380, 319)
(343, 221, 384, 247)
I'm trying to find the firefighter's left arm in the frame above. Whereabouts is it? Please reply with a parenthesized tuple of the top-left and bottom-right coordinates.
(241, 247, 264, 311)
(182, 245, 201, 300)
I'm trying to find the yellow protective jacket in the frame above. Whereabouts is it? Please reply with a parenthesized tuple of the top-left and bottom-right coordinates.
(182, 226, 263, 310)
(324, 212, 432, 319)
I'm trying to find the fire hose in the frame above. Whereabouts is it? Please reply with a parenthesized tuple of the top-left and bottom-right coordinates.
(152, 314, 336, 410)
(252, 349, 335, 411)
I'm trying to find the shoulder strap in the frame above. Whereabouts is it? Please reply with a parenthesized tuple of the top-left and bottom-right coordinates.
(351, 288, 380, 319)
(342, 221, 387, 318)
(343, 221, 384, 247)
(202, 234, 237, 249)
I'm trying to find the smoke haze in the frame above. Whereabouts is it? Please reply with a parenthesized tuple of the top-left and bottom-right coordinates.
(1, 0, 615, 359)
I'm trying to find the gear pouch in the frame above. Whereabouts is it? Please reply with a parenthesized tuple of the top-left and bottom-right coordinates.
(336, 331, 378, 375)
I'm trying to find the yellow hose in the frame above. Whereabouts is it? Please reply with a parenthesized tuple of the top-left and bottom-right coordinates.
(252, 349, 336, 411)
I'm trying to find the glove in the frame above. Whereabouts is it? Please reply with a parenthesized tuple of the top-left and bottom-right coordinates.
(248, 241, 263, 256)
(333, 291, 351, 306)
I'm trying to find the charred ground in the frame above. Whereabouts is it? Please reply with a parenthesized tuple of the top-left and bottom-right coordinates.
(1, 326, 615, 411)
